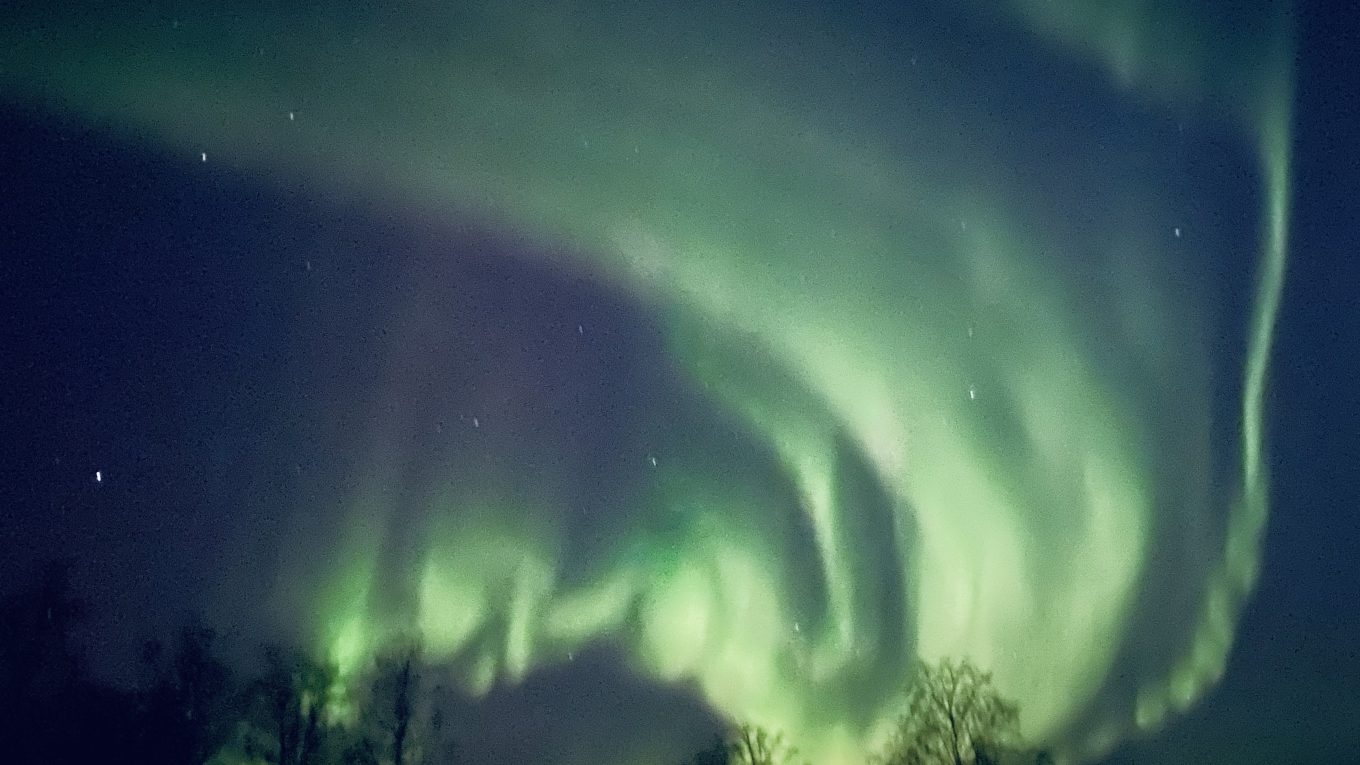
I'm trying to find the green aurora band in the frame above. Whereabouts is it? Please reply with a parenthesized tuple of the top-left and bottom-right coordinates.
(2, 1, 1293, 761)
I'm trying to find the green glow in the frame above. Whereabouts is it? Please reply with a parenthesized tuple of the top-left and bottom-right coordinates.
(416, 557, 487, 655)
(0, 1, 1293, 761)
(319, 545, 377, 682)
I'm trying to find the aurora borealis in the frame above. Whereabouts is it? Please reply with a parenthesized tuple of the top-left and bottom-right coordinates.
(1, 0, 1300, 762)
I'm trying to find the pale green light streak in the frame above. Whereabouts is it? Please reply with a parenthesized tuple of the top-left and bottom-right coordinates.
(990, 2, 1293, 756)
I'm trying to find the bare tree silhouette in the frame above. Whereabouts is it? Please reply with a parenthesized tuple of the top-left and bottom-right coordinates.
(727, 723, 802, 765)
(243, 646, 336, 765)
(879, 658, 1020, 765)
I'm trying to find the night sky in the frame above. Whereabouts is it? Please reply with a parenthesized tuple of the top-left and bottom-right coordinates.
(1, 1, 1355, 763)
